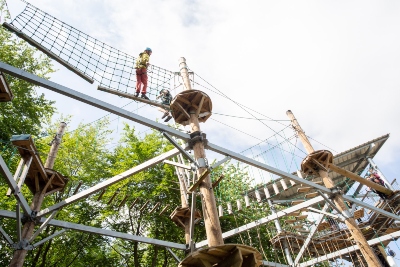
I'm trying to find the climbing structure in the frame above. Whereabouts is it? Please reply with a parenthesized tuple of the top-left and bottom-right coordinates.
(1, 2, 400, 267)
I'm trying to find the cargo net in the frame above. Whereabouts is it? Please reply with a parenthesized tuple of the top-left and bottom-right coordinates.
(8, 3, 173, 98)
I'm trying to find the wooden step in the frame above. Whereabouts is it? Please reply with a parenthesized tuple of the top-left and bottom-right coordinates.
(353, 208, 364, 220)
(297, 187, 312, 193)
(317, 222, 330, 231)
(312, 180, 323, 185)
(292, 200, 305, 205)
(296, 215, 308, 220)
(285, 219, 296, 223)
(292, 225, 303, 229)
(305, 192, 319, 198)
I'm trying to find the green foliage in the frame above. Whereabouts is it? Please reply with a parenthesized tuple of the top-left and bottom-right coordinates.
(0, 0, 56, 170)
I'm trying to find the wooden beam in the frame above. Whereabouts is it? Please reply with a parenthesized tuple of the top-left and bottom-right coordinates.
(195, 95, 205, 118)
(159, 204, 170, 215)
(175, 102, 191, 119)
(0, 71, 13, 101)
(212, 174, 225, 188)
(328, 163, 393, 196)
(97, 86, 170, 109)
(188, 169, 211, 192)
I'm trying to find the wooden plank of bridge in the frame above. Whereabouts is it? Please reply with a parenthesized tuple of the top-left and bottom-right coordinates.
(97, 86, 170, 109)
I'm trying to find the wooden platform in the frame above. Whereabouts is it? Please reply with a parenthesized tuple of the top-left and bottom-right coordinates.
(11, 134, 67, 195)
(170, 206, 202, 229)
(271, 193, 400, 261)
(0, 71, 13, 102)
(97, 86, 170, 109)
(179, 244, 263, 267)
(170, 90, 212, 126)
(301, 150, 333, 176)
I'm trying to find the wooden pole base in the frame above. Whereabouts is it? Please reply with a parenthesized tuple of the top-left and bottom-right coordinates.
(179, 244, 263, 267)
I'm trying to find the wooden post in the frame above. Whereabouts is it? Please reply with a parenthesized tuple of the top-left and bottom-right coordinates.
(10, 122, 67, 267)
(286, 110, 382, 267)
(174, 158, 191, 244)
(179, 57, 223, 247)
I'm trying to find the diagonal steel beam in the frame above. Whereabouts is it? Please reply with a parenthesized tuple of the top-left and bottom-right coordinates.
(342, 194, 400, 221)
(3, 61, 399, 222)
(0, 155, 32, 215)
(293, 204, 329, 266)
(37, 148, 180, 217)
(0, 61, 333, 196)
(29, 211, 58, 242)
(196, 196, 325, 248)
(0, 224, 14, 245)
(299, 230, 400, 267)
(0, 209, 186, 250)
(0, 61, 189, 141)
(31, 229, 68, 248)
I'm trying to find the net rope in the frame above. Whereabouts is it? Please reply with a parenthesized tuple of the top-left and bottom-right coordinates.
(9, 3, 173, 98)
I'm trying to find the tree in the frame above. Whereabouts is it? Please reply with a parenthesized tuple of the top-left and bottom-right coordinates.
(0, 0, 56, 168)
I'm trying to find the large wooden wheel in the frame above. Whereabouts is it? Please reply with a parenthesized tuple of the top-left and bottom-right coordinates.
(179, 244, 262, 267)
(170, 90, 212, 126)
(301, 150, 333, 176)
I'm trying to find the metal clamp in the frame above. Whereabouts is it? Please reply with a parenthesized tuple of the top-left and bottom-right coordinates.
(197, 158, 208, 168)
(187, 131, 208, 149)
(12, 239, 33, 250)
(328, 187, 343, 199)
(21, 211, 40, 225)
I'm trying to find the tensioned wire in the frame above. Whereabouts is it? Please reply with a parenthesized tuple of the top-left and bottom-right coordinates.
(191, 73, 337, 153)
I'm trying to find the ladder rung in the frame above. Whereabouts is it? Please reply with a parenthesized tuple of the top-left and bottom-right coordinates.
(292, 200, 305, 205)
(305, 192, 319, 198)
(297, 187, 312, 193)
(296, 215, 308, 220)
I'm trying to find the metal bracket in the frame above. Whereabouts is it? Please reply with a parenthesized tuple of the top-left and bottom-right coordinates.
(21, 210, 40, 225)
(317, 190, 352, 220)
(187, 131, 208, 149)
(328, 187, 343, 199)
(161, 132, 199, 168)
(197, 158, 208, 168)
(12, 239, 33, 250)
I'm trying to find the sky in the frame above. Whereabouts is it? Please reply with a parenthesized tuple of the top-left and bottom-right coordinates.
(4, 0, 400, 264)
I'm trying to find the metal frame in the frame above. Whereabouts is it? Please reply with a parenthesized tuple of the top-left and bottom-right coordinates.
(0, 224, 13, 245)
(293, 204, 329, 266)
(1, 61, 400, 265)
(37, 148, 180, 216)
(0, 155, 32, 215)
(299, 230, 400, 267)
(0, 210, 186, 250)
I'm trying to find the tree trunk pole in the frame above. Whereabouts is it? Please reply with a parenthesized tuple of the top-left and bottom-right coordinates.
(10, 122, 67, 267)
(44, 122, 67, 169)
(286, 110, 382, 267)
(179, 57, 224, 247)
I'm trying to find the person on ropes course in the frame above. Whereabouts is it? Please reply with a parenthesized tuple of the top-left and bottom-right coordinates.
(157, 89, 173, 122)
(366, 171, 388, 200)
(134, 47, 152, 100)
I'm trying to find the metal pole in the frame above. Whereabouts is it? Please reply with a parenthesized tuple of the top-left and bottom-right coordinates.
(286, 110, 382, 267)
(267, 199, 293, 265)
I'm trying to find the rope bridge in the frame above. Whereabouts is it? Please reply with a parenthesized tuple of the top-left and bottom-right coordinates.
(4, 3, 173, 99)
